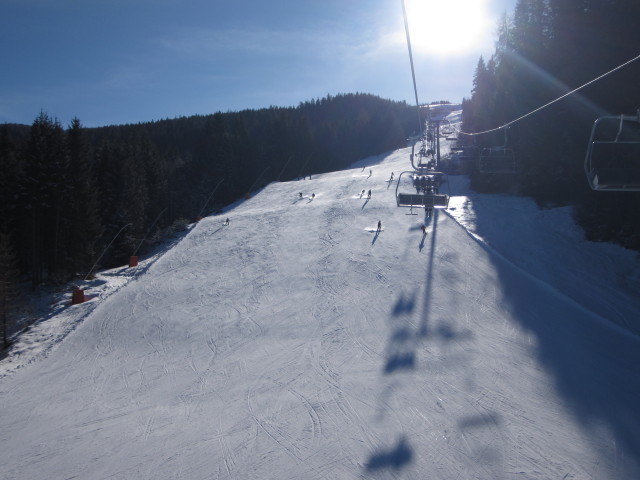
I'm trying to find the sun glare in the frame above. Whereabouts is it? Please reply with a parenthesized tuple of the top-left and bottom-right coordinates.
(404, 0, 492, 56)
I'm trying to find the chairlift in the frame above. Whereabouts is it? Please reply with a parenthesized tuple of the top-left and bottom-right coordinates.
(478, 127, 516, 174)
(395, 171, 449, 210)
(410, 143, 437, 173)
(479, 146, 516, 174)
(440, 120, 454, 137)
(584, 112, 640, 191)
(458, 145, 478, 158)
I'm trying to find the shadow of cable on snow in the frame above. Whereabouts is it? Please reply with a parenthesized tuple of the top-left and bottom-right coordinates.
(418, 209, 439, 338)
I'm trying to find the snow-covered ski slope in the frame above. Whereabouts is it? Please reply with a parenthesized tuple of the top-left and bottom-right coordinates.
(1, 111, 640, 479)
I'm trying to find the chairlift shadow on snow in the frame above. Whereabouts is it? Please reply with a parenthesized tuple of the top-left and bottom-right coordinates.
(392, 291, 416, 317)
(364, 436, 413, 472)
(457, 411, 502, 430)
(384, 350, 415, 374)
(433, 321, 473, 343)
(384, 293, 418, 375)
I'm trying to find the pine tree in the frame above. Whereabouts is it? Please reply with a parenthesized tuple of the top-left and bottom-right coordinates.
(0, 125, 21, 235)
(22, 112, 71, 287)
(66, 118, 103, 276)
(0, 233, 18, 348)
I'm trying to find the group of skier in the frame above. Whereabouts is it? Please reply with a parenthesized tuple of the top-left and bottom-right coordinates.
(231, 167, 430, 241)
(413, 175, 438, 195)
(360, 189, 372, 199)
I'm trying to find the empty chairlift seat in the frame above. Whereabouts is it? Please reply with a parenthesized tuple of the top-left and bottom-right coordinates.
(397, 193, 449, 208)
(585, 114, 640, 191)
(478, 146, 516, 174)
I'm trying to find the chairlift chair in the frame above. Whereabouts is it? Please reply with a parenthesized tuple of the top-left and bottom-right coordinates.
(478, 146, 516, 174)
(410, 142, 436, 173)
(584, 112, 640, 191)
(395, 171, 449, 209)
(477, 126, 516, 174)
(440, 120, 454, 137)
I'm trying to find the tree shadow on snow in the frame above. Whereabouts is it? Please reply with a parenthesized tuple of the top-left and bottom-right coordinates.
(448, 190, 640, 476)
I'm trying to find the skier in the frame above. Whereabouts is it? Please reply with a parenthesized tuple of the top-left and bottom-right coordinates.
(421, 224, 426, 236)
(367, 189, 372, 199)
(390, 172, 394, 180)
(224, 218, 230, 226)
(299, 192, 303, 199)
(425, 176, 433, 193)
(377, 220, 382, 233)
(311, 193, 315, 199)
(360, 189, 365, 198)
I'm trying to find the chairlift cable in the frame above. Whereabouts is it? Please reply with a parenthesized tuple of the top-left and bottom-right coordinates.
(458, 51, 640, 137)
(400, 0, 423, 134)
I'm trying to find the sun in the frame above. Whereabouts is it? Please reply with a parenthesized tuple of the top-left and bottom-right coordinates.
(404, 0, 492, 56)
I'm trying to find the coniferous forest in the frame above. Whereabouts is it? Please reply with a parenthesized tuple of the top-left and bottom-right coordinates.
(0, 94, 415, 304)
(462, 0, 640, 249)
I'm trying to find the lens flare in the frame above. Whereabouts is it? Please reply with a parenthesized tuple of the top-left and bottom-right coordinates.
(405, 0, 492, 56)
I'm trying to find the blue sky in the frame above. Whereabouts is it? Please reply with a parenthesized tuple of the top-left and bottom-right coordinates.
(1, 0, 517, 127)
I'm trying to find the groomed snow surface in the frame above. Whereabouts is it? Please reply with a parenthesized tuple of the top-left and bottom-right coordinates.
(1, 112, 640, 479)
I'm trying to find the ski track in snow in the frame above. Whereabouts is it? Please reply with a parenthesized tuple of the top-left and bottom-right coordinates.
(1, 107, 639, 479)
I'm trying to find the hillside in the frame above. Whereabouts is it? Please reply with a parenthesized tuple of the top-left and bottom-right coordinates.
(0, 110, 639, 479)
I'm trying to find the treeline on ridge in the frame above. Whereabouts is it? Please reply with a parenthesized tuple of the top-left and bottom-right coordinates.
(0, 93, 415, 301)
(462, 0, 640, 250)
